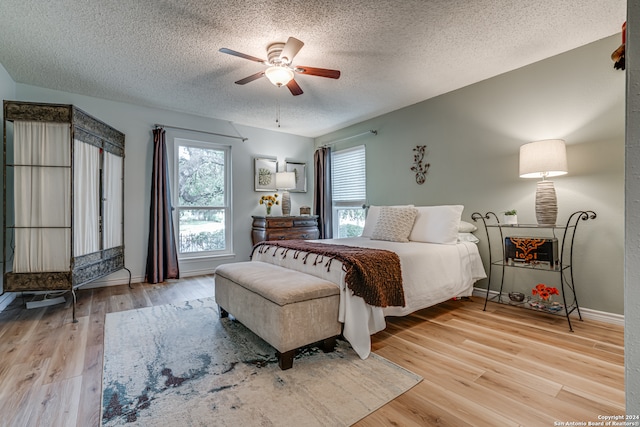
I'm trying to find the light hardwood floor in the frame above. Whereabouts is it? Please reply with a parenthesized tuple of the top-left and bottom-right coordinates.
(0, 276, 624, 426)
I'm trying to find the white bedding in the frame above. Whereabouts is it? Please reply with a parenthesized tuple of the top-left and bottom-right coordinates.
(251, 237, 486, 359)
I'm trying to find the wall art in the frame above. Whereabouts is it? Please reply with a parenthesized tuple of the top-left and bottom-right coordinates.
(284, 161, 307, 193)
(411, 145, 430, 184)
(254, 157, 277, 191)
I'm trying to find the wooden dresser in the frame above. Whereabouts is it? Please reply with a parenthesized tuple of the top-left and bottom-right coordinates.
(251, 215, 320, 245)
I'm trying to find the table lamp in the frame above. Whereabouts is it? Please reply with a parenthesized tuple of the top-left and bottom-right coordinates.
(519, 139, 568, 226)
(276, 172, 296, 216)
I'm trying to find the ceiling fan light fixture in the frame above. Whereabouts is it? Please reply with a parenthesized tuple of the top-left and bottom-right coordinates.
(220, 37, 339, 96)
(264, 65, 294, 87)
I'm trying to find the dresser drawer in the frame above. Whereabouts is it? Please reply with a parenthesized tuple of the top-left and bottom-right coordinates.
(265, 218, 295, 228)
(266, 228, 319, 241)
(293, 219, 318, 227)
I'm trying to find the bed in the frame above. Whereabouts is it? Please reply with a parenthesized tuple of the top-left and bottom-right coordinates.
(250, 205, 487, 359)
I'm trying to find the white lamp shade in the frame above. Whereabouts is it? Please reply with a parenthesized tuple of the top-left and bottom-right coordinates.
(519, 139, 568, 178)
(275, 171, 296, 190)
(264, 66, 294, 87)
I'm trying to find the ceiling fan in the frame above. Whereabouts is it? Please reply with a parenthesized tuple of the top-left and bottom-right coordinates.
(219, 37, 340, 96)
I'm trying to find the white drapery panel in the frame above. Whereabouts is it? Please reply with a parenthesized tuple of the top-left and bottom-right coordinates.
(103, 152, 123, 249)
(73, 139, 100, 257)
(13, 121, 71, 272)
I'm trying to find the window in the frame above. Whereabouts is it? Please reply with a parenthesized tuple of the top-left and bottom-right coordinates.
(173, 138, 231, 257)
(331, 145, 366, 238)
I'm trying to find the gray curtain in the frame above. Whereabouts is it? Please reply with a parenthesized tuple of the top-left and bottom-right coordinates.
(146, 128, 180, 283)
(313, 146, 333, 239)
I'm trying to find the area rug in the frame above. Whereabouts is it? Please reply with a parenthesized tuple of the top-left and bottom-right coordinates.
(101, 298, 422, 426)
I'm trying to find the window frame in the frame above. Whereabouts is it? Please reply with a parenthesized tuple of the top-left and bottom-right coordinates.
(171, 137, 232, 259)
(331, 145, 366, 238)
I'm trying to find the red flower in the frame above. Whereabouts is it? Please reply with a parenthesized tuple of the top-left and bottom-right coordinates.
(531, 284, 560, 301)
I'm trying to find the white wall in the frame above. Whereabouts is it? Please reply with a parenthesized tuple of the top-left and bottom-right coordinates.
(0, 62, 16, 310)
(11, 84, 314, 285)
(317, 35, 625, 315)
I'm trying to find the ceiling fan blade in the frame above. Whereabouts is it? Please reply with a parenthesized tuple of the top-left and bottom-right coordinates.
(279, 37, 304, 64)
(235, 71, 265, 85)
(286, 79, 303, 96)
(219, 48, 266, 64)
(295, 66, 341, 79)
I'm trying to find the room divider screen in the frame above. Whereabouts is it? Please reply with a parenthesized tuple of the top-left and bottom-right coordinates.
(2, 101, 129, 321)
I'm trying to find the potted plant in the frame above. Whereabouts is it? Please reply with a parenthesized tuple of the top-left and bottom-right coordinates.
(503, 209, 518, 225)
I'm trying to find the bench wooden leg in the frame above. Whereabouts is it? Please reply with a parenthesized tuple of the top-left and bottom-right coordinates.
(321, 336, 337, 353)
(219, 306, 229, 318)
(277, 350, 295, 370)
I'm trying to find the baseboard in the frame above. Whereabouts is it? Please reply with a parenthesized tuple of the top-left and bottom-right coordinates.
(80, 267, 215, 289)
(80, 273, 144, 289)
(173, 267, 216, 279)
(472, 287, 624, 327)
(577, 307, 624, 326)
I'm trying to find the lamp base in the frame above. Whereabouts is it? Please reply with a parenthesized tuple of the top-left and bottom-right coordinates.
(535, 180, 558, 226)
(281, 190, 291, 216)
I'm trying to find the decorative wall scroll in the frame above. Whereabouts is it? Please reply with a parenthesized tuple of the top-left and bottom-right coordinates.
(411, 145, 430, 184)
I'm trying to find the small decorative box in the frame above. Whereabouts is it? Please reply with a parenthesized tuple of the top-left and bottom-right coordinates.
(505, 237, 558, 268)
(299, 206, 311, 216)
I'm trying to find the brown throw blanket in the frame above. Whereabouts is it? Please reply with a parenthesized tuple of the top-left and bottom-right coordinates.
(251, 240, 405, 308)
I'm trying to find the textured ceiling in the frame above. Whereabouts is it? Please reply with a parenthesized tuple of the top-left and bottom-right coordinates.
(0, 0, 626, 137)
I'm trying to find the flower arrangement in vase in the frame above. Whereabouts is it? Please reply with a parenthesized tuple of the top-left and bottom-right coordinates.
(259, 193, 279, 215)
(529, 283, 562, 312)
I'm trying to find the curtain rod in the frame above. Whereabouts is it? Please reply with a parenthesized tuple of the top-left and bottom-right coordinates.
(321, 129, 377, 147)
(154, 123, 248, 142)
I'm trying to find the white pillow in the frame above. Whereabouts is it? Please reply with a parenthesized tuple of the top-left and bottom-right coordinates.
(408, 205, 464, 244)
(370, 206, 418, 242)
(459, 220, 478, 233)
(361, 205, 414, 238)
(458, 232, 480, 243)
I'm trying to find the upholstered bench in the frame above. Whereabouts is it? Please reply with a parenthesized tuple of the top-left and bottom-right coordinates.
(214, 261, 341, 370)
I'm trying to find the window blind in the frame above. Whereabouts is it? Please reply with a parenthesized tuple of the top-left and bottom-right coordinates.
(332, 145, 366, 204)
